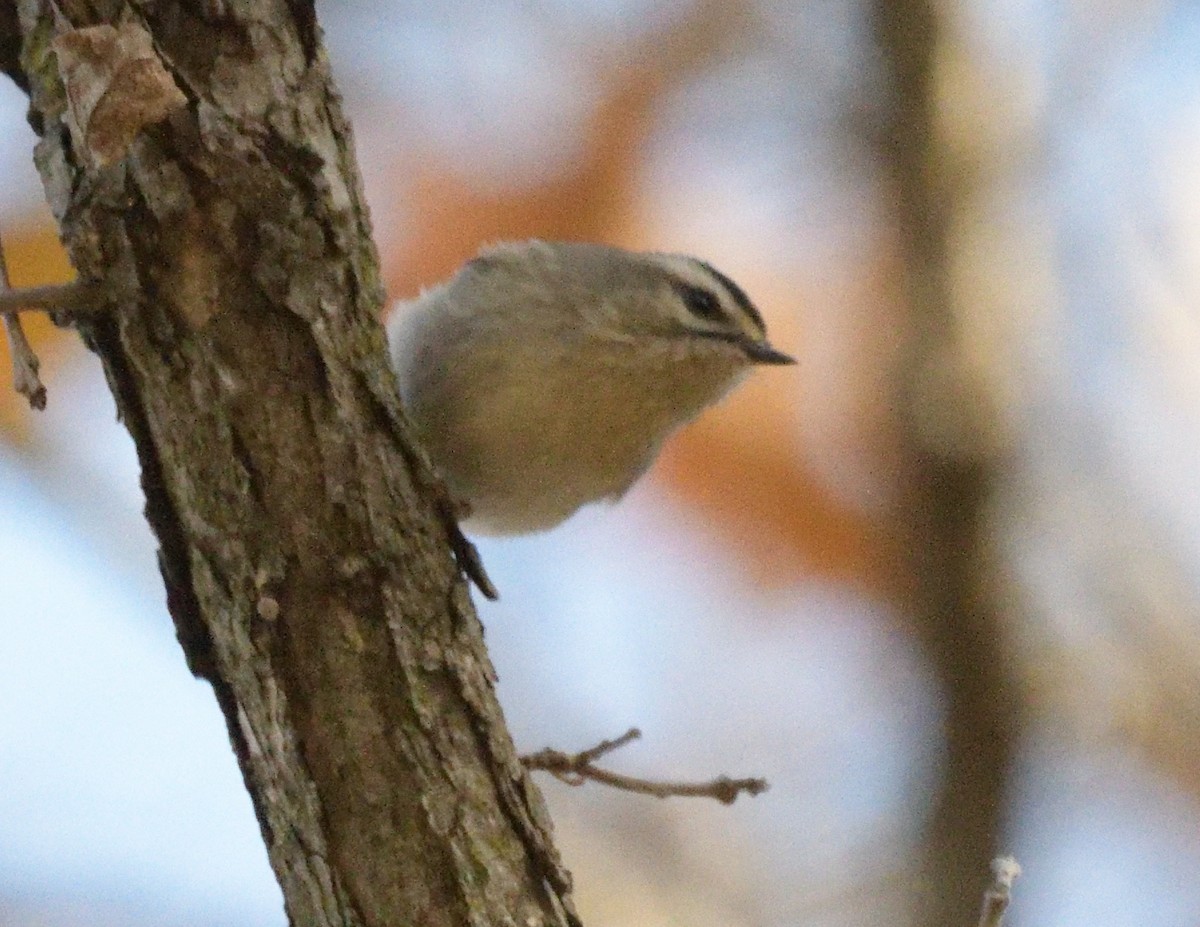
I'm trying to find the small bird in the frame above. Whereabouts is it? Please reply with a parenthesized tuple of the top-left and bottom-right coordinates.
(388, 240, 794, 536)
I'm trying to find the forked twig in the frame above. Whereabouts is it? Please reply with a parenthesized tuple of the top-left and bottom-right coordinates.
(523, 727, 769, 805)
(978, 855, 1022, 927)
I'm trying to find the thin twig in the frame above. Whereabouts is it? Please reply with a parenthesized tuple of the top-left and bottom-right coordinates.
(523, 727, 769, 805)
(0, 235, 47, 410)
(978, 855, 1021, 927)
(3, 314, 45, 409)
(0, 280, 105, 315)
(573, 727, 641, 764)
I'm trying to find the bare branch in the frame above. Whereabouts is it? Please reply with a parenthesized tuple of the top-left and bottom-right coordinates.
(524, 728, 769, 805)
(0, 234, 46, 409)
(2, 314, 44, 409)
(978, 855, 1021, 927)
(0, 280, 105, 315)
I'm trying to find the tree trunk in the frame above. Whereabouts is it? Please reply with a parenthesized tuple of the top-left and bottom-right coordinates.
(8, 3, 577, 925)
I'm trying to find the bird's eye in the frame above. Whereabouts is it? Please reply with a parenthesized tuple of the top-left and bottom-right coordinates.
(677, 284, 726, 324)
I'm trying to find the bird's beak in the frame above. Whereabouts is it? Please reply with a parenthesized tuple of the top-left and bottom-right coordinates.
(742, 339, 796, 366)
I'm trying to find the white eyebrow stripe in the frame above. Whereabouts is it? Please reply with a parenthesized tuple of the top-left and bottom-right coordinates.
(689, 259, 765, 333)
(651, 253, 766, 335)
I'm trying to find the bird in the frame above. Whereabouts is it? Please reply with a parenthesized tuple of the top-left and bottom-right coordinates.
(387, 240, 794, 536)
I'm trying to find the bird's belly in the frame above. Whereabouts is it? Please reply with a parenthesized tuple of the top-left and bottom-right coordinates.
(443, 413, 657, 535)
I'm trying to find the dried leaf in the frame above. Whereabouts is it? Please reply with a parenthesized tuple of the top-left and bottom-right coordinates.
(53, 19, 187, 168)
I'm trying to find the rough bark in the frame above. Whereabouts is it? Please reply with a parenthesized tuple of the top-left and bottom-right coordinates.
(10, 3, 576, 926)
(0, 0, 24, 91)
(870, 3, 1019, 927)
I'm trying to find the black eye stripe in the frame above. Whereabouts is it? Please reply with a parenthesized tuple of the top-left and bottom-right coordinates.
(692, 260, 765, 333)
(675, 283, 728, 323)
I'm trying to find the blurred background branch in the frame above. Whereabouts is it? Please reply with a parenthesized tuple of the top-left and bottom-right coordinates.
(871, 1, 1019, 924)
